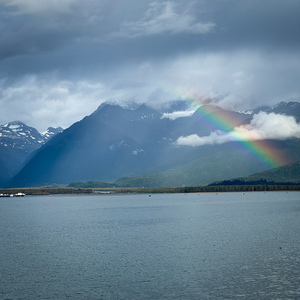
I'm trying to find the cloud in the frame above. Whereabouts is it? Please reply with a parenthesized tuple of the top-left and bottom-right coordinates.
(176, 132, 225, 147)
(162, 110, 195, 120)
(0, 0, 300, 131)
(1, 0, 87, 14)
(0, 0, 107, 61)
(237, 112, 300, 140)
(152, 50, 300, 110)
(109, 1, 215, 39)
(215, 0, 300, 50)
(176, 112, 300, 147)
(0, 76, 105, 131)
(1, 47, 299, 132)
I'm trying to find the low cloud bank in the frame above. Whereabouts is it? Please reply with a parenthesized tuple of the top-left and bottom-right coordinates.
(0, 76, 105, 131)
(162, 110, 195, 120)
(176, 112, 300, 147)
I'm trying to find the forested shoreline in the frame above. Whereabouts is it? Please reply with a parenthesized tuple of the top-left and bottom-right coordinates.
(1, 184, 300, 196)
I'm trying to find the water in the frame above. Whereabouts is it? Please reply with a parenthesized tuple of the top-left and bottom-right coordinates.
(1, 192, 300, 299)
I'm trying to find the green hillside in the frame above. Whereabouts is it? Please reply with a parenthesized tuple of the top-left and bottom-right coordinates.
(69, 139, 300, 188)
(69, 143, 265, 188)
(240, 161, 300, 183)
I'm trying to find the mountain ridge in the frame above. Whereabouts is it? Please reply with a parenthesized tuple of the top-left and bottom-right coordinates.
(0, 121, 63, 184)
(5, 101, 300, 188)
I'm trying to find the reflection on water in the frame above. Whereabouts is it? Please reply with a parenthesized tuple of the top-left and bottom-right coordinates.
(1, 192, 300, 299)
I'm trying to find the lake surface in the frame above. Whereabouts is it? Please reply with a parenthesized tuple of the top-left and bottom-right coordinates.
(1, 192, 300, 299)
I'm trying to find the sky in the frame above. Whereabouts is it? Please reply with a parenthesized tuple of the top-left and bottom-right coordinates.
(1, 0, 300, 131)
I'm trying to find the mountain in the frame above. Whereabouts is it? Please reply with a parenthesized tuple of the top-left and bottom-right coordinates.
(252, 101, 300, 121)
(210, 160, 300, 185)
(244, 160, 300, 183)
(7, 101, 300, 188)
(0, 121, 63, 184)
(70, 139, 300, 188)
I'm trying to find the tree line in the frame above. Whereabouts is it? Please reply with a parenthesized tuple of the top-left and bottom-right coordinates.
(1, 184, 300, 195)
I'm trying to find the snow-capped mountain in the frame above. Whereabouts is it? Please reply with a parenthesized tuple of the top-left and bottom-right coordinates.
(41, 127, 64, 140)
(0, 121, 62, 149)
(6, 101, 300, 188)
(252, 101, 300, 118)
(0, 121, 63, 184)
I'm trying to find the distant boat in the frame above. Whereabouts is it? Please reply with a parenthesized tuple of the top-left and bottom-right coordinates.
(14, 193, 25, 197)
(0, 193, 25, 197)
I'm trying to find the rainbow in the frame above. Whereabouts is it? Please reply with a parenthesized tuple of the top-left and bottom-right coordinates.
(182, 97, 288, 169)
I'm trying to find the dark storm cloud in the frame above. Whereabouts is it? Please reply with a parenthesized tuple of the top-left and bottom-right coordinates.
(0, 0, 299, 130)
(0, 0, 106, 61)
(211, 0, 300, 50)
(1, 0, 299, 60)
(1, 0, 299, 70)
(108, 1, 215, 39)
(0, 0, 212, 71)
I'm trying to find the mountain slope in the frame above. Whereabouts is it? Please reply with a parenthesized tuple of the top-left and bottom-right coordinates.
(0, 121, 63, 184)
(8, 103, 252, 187)
(7, 101, 300, 188)
(253, 101, 300, 119)
(116, 143, 269, 187)
(80, 139, 300, 188)
(220, 160, 300, 184)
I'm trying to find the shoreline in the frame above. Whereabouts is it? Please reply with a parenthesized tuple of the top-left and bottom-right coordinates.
(1, 184, 300, 196)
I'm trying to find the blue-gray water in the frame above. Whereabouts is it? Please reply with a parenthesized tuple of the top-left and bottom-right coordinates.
(1, 192, 300, 299)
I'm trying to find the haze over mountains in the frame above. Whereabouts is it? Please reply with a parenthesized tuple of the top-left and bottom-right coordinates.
(2, 101, 300, 188)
